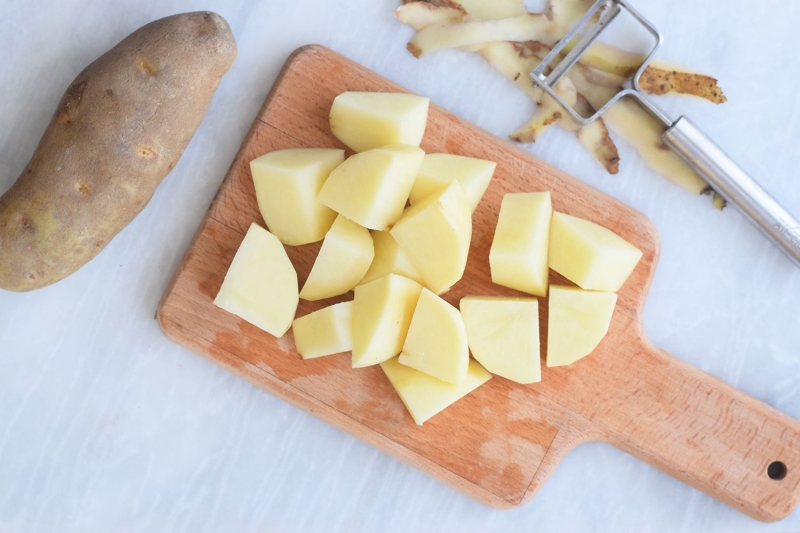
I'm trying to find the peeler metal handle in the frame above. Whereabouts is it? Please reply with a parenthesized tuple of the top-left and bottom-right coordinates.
(663, 117, 800, 268)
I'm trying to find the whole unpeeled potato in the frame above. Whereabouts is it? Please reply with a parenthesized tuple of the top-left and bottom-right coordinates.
(0, 12, 237, 291)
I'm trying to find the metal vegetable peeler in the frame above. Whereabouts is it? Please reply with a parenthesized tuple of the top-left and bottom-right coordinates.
(531, 0, 800, 268)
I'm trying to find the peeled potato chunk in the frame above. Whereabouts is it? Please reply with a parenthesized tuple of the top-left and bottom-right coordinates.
(293, 301, 353, 359)
(359, 230, 425, 286)
(250, 148, 344, 245)
(318, 144, 424, 230)
(489, 192, 552, 297)
(399, 288, 469, 385)
(300, 215, 374, 301)
(214, 223, 298, 338)
(549, 212, 643, 292)
(547, 285, 617, 368)
(381, 357, 491, 425)
(390, 180, 472, 294)
(330, 92, 430, 152)
(408, 153, 496, 212)
(352, 274, 423, 368)
(460, 296, 540, 384)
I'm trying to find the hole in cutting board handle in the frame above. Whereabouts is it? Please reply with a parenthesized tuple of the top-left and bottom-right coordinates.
(768, 461, 788, 480)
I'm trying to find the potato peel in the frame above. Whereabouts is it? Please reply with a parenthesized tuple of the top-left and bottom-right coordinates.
(568, 66, 709, 193)
(408, 13, 554, 57)
(510, 102, 564, 144)
(573, 95, 620, 174)
(401, 0, 465, 10)
(510, 78, 577, 143)
(396, 2, 467, 31)
(641, 63, 727, 104)
(547, 0, 594, 36)
(577, 42, 644, 78)
(456, 0, 526, 20)
(495, 45, 620, 174)
(476, 41, 544, 101)
(395, 0, 727, 199)
(575, 60, 727, 105)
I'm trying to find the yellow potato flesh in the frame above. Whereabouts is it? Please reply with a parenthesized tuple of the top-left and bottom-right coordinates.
(380, 357, 491, 425)
(352, 274, 423, 368)
(359, 231, 425, 286)
(460, 296, 540, 384)
(548, 212, 642, 292)
(300, 215, 375, 301)
(318, 144, 424, 230)
(546, 285, 617, 367)
(292, 301, 353, 360)
(330, 92, 430, 153)
(250, 148, 344, 245)
(489, 192, 552, 297)
(214, 223, 298, 338)
(399, 288, 469, 385)
(390, 180, 472, 294)
(408, 153, 496, 212)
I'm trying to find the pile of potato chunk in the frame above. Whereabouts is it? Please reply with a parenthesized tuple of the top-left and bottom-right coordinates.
(214, 90, 642, 425)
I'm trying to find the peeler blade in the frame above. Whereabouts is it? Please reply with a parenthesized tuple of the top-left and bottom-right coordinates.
(530, 0, 664, 126)
(540, 3, 621, 88)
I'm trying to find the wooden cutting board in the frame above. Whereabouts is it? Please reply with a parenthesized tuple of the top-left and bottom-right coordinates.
(157, 45, 800, 522)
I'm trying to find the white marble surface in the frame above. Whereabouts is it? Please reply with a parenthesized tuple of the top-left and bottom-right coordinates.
(1, 0, 800, 531)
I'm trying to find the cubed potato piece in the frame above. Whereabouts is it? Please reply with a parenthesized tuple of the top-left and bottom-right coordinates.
(390, 180, 472, 294)
(359, 231, 425, 286)
(489, 192, 552, 297)
(352, 274, 423, 368)
(330, 92, 430, 153)
(250, 148, 344, 245)
(381, 357, 491, 425)
(549, 212, 643, 292)
(214, 223, 298, 338)
(460, 296, 540, 384)
(318, 144, 424, 230)
(547, 285, 617, 367)
(399, 288, 469, 385)
(408, 154, 496, 212)
(292, 301, 353, 359)
(300, 215, 374, 301)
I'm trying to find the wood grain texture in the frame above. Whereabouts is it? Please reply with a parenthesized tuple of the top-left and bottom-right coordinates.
(157, 45, 800, 521)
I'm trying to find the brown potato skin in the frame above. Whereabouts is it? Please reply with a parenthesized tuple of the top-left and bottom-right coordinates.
(0, 11, 236, 291)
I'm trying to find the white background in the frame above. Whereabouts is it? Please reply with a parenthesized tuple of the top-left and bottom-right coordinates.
(2, 0, 800, 531)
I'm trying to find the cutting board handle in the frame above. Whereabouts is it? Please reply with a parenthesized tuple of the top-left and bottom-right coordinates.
(598, 332, 800, 522)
